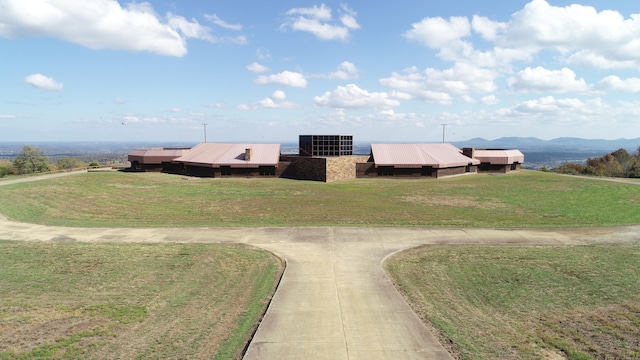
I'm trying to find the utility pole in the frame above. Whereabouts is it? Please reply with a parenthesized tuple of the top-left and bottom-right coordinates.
(441, 123, 447, 143)
(202, 123, 208, 143)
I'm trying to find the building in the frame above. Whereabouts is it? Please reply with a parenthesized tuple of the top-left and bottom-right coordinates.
(127, 148, 189, 172)
(298, 135, 353, 156)
(462, 148, 525, 173)
(357, 143, 480, 178)
(173, 143, 282, 177)
(126, 138, 524, 181)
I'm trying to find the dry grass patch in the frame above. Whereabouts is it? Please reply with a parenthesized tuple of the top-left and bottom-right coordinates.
(403, 194, 510, 210)
(0, 241, 283, 359)
(385, 244, 640, 360)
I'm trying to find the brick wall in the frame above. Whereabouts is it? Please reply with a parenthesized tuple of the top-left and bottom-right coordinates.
(356, 162, 376, 177)
(279, 156, 327, 181)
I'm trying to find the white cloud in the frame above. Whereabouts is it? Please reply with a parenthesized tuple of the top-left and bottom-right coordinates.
(509, 96, 604, 116)
(598, 76, 640, 93)
(204, 14, 242, 31)
(168, 107, 181, 113)
(500, 0, 640, 69)
(286, 4, 332, 21)
(0, 114, 16, 119)
(203, 103, 227, 109)
(0, 0, 246, 57)
(254, 71, 307, 88)
(507, 67, 591, 93)
(166, 13, 212, 41)
(282, 3, 360, 41)
(402, 1, 640, 71)
(379, 67, 452, 104)
(247, 62, 270, 73)
(403, 16, 470, 48)
(256, 48, 272, 61)
(471, 15, 506, 41)
(238, 90, 294, 110)
(481, 95, 500, 105)
(271, 90, 287, 101)
(122, 114, 191, 125)
(24, 73, 63, 90)
(339, 4, 360, 30)
(316, 61, 358, 80)
(425, 63, 498, 94)
(168, 13, 246, 45)
(113, 97, 126, 104)
(313, 84, 400, 109)
(379, 64, 497, 104)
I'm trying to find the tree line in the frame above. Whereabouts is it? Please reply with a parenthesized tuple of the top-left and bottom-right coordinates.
(552, 147, 640, 178)
(0, 145, 101, 177)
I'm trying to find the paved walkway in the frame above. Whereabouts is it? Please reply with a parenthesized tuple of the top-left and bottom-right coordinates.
(1, 174, 639, 359)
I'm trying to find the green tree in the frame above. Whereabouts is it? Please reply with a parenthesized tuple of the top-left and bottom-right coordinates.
(12, 146, 50, 175)
(0, 160, 14, 177)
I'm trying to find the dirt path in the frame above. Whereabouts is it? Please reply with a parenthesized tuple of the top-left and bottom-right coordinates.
(1, 173, 638, 359)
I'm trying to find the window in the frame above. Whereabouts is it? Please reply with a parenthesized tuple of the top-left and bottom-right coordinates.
(220, 166, 231, 176)
(378, 166, 394, 176)
(259, 166, 275, 176)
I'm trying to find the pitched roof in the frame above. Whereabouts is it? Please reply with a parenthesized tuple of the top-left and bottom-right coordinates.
(473, 149, 525, 164)
(128, 148, 190, 164)
(371, 143, 480, 168)
(174, 143, 281, 168)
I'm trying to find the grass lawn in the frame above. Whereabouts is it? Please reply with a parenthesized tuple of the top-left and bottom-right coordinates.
(0, 241, 283, 359)
(385, 244, 640, 360)
(0, 170, 638, 228)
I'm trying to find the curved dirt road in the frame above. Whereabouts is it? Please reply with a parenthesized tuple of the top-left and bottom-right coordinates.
(1, 174, 639, 359)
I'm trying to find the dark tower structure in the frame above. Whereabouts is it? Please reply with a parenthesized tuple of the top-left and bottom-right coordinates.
(299, 135, 353, 156)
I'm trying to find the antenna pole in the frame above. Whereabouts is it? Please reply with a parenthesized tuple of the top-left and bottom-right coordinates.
(202, 123, 208, 143)
(441, 124, 447, 143)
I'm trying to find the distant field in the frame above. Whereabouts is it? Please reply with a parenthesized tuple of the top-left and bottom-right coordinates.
(0, 241, 283, 359)
(0, 170, 639, 228)
(385, 244, 640, 360)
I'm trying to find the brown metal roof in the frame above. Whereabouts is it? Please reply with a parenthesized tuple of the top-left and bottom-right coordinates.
(128, 148, 190, 164)
(371, 143, 480, 168)
(174, 143, 281, 168)
(473, 149, 525, 165)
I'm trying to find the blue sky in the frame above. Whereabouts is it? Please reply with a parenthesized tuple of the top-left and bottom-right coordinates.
(1, 0, 640, 143)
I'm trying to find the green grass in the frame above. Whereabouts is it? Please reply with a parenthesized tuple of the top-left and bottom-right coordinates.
(0, 170, 638, 228)
(385, 244, 640, 360)
(0, 241, 283, 359)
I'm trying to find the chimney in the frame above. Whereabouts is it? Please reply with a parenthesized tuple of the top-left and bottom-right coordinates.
(462, 147, 474, 159)
(245, 148, 252, 161)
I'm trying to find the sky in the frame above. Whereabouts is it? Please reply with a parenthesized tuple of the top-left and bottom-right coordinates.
(1, 0, 640, 144)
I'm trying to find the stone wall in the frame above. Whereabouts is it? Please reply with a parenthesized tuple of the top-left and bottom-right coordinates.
(326, 156, 369, 182)
(280, 155, 369, 182)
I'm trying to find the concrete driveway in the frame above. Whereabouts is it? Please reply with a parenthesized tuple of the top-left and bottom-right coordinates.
(1, 174, 639, 359)
(2, 216, 637, 359)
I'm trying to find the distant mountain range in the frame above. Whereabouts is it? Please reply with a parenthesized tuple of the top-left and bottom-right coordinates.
(452, 137, 640, 152)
